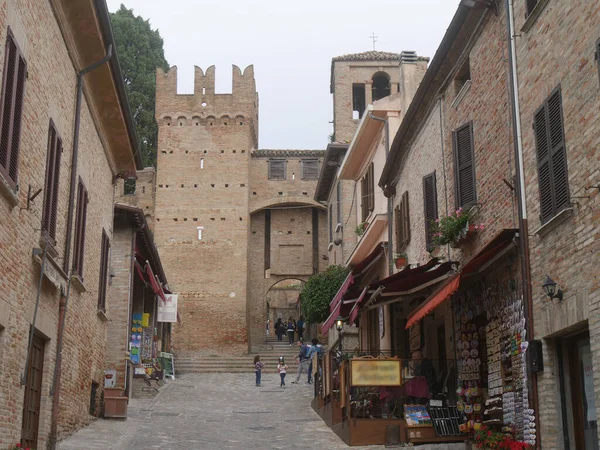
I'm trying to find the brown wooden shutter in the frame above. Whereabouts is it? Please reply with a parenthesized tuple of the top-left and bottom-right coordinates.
(98, 230, 110, 312)
(268, 159, 286, 180)
(336, 181, 342, 224)
(423, 172, 438, 251)
(329, 204, 333, 242)
(361, 175, 369, 222)
(396, 191, 411, 252)
(534, 87, 569, 224)
(453, 122, 477, 208)
(367, 163, 375, 212)
(596, 38, 600, 85)
(302, 160, 319, 180)
(72, 180, 89, 277)
(42, 122, 62, 247)
(0, 30, 27, 188)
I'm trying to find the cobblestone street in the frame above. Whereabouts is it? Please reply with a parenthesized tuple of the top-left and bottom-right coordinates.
(57, 373, 370, 450)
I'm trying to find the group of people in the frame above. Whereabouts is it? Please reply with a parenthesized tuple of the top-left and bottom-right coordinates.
(253, 338, 323, 388)
(270, 316, 305, 345)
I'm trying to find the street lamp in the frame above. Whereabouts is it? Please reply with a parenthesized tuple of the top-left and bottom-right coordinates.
(542, 275, 563, 301)
(336, 315, 345, 357)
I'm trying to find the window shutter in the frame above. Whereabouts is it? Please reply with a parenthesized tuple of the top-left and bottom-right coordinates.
(98, 230, 110, 312)
(361, 175, 369, 222)
(302, 160, 319, 180)
(73, 180, 88, 277)
(453, 122, 477, 208)
(534, 87, 570, 224)
(0, 30, 27, 188)
(268, 160, 286, 180)
(526, 0, 539, 17)
(396, 191, 411, 251)
(336, 181, 342, 224)
(42, 122, 62, 246)
(596, 38, 600, 85)
(329, 204, 333, 242)
(423, 173, 438, 251)
(367, 163, 375, 212)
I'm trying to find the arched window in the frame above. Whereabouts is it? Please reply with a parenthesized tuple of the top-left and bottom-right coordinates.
(372, 72, 391, 101)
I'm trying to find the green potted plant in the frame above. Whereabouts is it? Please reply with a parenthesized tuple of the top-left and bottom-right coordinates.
(394, 252, 408, 269)
(355, 222, 368, 236)
(430, 207, 484, 248)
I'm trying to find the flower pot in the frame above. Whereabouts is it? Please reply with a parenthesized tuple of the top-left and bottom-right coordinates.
(395, 257, 407, 269)
(452, 223, 476, 248)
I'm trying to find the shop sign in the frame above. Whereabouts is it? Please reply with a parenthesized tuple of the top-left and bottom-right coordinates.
(158, 294, 178, 323)
(350, 359, 401, 386)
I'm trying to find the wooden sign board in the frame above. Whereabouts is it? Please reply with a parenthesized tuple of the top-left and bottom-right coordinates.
(350, 359, 401, 387)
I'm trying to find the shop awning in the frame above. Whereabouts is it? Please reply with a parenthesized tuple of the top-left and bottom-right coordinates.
(329, 272, 354, 313)
(145, 262, 166, 302)
(351, 242, 386, 276)
(322, 298, 356, 333)
(405, 273, 461, 329)
(404, 229, 518, 329)
(134, 258, 146, 283)
(346, 214, 388, 266)
(348, 287, 369, 325)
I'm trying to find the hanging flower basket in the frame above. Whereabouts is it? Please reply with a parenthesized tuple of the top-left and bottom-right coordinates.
(431, 207, 484, 248)
(394, 253, 408, 269)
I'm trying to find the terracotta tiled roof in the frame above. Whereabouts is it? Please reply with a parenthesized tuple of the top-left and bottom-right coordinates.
(252, 149, 325, 158)
(332, 51, 401, 62)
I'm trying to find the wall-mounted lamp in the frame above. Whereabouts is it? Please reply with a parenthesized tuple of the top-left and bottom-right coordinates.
(542, 276, 563, 301)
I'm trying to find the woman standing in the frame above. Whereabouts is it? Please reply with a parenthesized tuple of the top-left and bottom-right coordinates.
(275, 318, 283, 341)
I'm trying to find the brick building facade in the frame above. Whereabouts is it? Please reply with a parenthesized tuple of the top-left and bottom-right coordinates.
(153, 66, 326, 355)
(0, 0, 140, 448)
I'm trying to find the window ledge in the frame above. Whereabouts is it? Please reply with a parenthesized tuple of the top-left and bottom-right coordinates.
(70, 274, 87, 293)
(521, 0, 550, 33)
(0, 172, 19, 208)
(451, 80, 472, 109)
(97, 309, 110, 322)
(534, 207, 574, 238)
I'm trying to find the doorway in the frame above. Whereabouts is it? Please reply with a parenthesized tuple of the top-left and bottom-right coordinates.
(566, 332, 599, 450)
(21, 333, 45, 448)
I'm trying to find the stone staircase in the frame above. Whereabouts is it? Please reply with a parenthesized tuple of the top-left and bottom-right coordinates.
(176, 337, 302, 374)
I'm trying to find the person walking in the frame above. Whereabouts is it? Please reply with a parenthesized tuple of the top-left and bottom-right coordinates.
(286, 317, 295, 346)
(277, 357, 288, 388)
(275, 318, 283, 341)
(296, 316, 305, 341)
(266, 319, 270, 337)
(291, 340, 311, 384)
(306, 338, 323, 384)
(254, 355, 264, 387)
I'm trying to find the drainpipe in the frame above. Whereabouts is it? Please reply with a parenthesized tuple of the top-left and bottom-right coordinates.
(368, 112, 393, 275)
(49, 44, 113, 450)
(504, 1, 540, 447)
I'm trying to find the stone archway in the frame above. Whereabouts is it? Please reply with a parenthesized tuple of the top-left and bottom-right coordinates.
(265, 278, 305, 340)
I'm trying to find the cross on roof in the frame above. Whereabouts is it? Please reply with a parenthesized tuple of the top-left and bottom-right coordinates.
(369, 32, 378, 50)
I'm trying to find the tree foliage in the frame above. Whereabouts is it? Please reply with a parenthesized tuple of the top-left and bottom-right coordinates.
(300, 265, 350, 323)
(110, 5, 169, 167)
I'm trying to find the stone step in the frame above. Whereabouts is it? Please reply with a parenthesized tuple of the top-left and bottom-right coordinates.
(177, 368, 303, 374)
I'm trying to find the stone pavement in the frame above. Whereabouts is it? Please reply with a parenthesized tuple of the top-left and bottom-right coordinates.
(57, 373, 466, 450)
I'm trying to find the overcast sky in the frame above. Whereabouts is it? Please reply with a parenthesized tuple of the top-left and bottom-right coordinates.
(106, 0, 459, 150)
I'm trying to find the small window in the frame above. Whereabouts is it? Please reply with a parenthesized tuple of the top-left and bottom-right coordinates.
(352, 83, 366, 119)
(396, 191, 410, 251)
(534, 86, 569, 224)
(454, 58, 471, 93)
(452, 122, 477, 208)
(41, 121, 63, 249)
(97, 230, 110, 312)
(200, 158, 204, 169)
(360, 163, 375, 222)
(72, 179, 89, 278)
(0, 29, 27, 189)
(268, 159, 286, 180)
(526, 0, 539, 17)
(301, 160, 319, 180)
(371, 72, 391, 101)
(423, 173, 438, 251)
(124, 178, 136, 195)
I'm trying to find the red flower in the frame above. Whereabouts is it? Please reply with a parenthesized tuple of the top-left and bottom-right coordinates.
(488, 431, 493, 436)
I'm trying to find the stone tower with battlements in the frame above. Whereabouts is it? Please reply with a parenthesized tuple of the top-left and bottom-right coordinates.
(154, 65, 326, 355)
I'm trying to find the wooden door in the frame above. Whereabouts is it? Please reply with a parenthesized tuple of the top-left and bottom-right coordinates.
(21, 334, 45, 448)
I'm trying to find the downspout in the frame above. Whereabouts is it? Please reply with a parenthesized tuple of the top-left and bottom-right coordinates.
(49, 44, 113, 450)
(504, 0, 540, 447)
(369, 112, 393, 275)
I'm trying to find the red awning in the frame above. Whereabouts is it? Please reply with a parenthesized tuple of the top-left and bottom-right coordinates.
(322, 299, 356, 333)
(405, 273, 461, 329)
(134, 259, 146, 283)
(145, 262, 166, 302)
(348, 287, 368, 325)
(330, 272, 354, 313)
(351, 242, 386, 275)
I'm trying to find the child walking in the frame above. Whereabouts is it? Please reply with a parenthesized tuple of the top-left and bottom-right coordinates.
(254, 355, 264, 387)
(277, 357, 288, 388)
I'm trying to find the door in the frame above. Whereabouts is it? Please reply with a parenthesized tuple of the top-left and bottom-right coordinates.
(568, 334, 599, 450)
(21, 333, 45, 448)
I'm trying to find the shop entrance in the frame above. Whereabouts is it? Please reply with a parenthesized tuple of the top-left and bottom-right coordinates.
(566, 333, 599, 450)
(21, 332, 45, 448)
